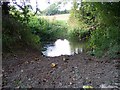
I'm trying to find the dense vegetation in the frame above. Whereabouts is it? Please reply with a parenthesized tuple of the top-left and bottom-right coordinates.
(69, 1, 120, 58)
(2, 2, 68, 52)
(2, 1, 120, 59)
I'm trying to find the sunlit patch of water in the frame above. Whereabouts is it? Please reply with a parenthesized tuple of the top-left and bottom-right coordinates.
(42, 39, 86, 57)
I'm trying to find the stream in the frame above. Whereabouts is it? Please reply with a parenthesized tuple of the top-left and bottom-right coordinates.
(42, 39, 87, 57)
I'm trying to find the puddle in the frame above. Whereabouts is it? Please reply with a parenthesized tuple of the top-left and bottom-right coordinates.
(42, 39, 86, 57)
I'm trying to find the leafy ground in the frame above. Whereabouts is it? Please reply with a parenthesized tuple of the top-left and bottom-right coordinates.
(2, 49, 119, 88)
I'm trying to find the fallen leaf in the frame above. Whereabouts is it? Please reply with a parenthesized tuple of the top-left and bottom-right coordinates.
(83, 85, 93, 89)
(35, 57, 39, 61)
(51, 63, 57, 68)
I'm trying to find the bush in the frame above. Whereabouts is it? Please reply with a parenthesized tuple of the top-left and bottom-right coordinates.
(2, 15, 41, 52)
(68, 27, 90, 41)
(88, 26, 120, 58)
(20, 28, 40, 49)
(28, 17, 68, 41)
(2, 13, 69, 52)
(2, 16, 22, 51)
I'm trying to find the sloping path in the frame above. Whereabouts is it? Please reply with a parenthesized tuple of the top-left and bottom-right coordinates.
(2, 50, 119, 88)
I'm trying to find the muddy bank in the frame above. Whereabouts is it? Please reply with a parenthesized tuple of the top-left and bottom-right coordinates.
(2, 50, 119, 88)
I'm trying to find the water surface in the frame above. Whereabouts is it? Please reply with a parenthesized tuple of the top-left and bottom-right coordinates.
(42, 39, 86, 57)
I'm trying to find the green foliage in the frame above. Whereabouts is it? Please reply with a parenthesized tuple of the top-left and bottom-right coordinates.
(2, 15, 22, 51)
(2, 15, 40, 52)
(69, 1, 97, 29)
(3, 2, 70, 52)
(44, 3, 60, 15)
(28, 16, 68, 41)
(88, 26, 120, 58)
(69, 1, 120, 58)
(68, 27, 90, 41)
(43, 2, 69, 16)
(69, 2, 120, 29)
(108, 44, 120, 59)
(10, 5, 32, 24)
(3, 1, 120, 59)
(20, 28, 40, 49)
(93, 2, 120, 26)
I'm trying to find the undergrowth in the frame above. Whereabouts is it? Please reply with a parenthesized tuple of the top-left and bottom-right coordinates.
(88, 26, 120, 58)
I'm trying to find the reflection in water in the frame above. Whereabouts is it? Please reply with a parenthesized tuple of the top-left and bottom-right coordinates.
(42, 39, 85, 57)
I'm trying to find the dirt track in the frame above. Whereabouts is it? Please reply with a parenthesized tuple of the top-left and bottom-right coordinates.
(2, 49, 119, 88)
